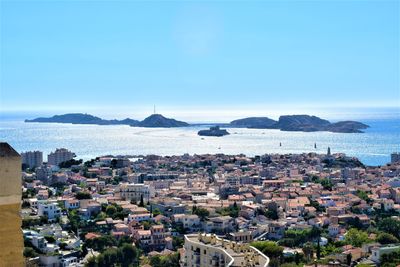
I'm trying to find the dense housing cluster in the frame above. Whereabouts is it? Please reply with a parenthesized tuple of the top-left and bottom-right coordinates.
(20, 149, 400, 267)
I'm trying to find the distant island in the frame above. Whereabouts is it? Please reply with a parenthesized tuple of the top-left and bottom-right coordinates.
(25, 113, 369, 133)
(25, 113, 140, 126)
(229, 115, 369, 133)
(138, 114, 189, 128)
(198, 126, 230, 137)
(230, 117, 277, 128)
(25, 113, 188, 128)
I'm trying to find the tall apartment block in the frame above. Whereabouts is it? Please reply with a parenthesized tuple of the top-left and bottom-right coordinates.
(0, 143, 24, 266)
(47, 148, 75, 166)
(21, 150, 43, 169)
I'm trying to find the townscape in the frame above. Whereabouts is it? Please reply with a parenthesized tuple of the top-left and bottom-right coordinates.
(18, 148, 400, 267)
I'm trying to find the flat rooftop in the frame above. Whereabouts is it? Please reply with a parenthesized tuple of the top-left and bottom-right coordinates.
(185, 233, 269, 267)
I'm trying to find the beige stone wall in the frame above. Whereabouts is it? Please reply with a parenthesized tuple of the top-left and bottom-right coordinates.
(0, 143, 24, 267)
(0, 204, 24, 266)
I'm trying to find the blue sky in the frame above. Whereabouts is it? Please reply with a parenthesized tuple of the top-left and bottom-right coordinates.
(0, 1, 399, 121)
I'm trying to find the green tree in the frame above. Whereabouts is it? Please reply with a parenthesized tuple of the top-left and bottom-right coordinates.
(85, 256, 97, 267)
(377, 218, 400, 239)
(23, 247, 38, 258)
(380, 249, 400, 267)
(345, 228, 370, 247)
(302, 242, 314, 262)
(106, 205, 117, 217)
(192, 206, 209, 221)
(76, 191, 92, 200)
(149, 252, 180, 267)
(251, 241, 284, 259)
(119, 243, 138, 267)
(346, 253, 352, 266)
(139, 195, 144, 207)
(265, 204, 279, 220)
(376, 232, 399, 245)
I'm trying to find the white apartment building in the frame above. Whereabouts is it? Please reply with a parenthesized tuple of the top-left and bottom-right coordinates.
(118, 183, 154, 202)
(21, 151, 43, 169)
(183, 233, 269, 267)
(47, 148, 75, 166)
(172, 214, 201, 231)
(37, 202, 61, 221)
(371, 245, 400, 263)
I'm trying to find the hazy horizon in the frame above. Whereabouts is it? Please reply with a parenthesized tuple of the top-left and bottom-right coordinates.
(1, 106, 399, 123)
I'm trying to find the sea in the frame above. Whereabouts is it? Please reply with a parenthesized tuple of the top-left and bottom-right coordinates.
(0, 115, 399, 167)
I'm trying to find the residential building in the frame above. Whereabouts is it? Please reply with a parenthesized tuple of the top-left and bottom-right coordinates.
(21, 150, 43, 169)
(38, 202, 61, 221)
(182, 233, 269, 267)
(118, 183, 154, 203)
(47, 148, 75, 166)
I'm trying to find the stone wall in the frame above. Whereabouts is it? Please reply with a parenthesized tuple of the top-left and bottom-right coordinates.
(0, 143, 24, 266)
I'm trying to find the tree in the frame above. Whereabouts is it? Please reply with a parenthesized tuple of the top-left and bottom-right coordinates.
(251, 241, 284, 259)
(380, 249, 400, 267)
(23, 247, 38, 258)
(105, 205, 117, 217)
(377, 218, 400, 239)
(302, 242, 314, 262)
(356, 190, 372, 203)
(85, 256, 97, 267)
(347, 217, 365, 230)
(119, 243, 138, 267)
(376, 232, 399, 245)
(100, 248, 118, 267)
(346, 253, 352, 266)
(265, 203, 279, 220)
(76, 191, 92, 200)
(149, 252, 180, 267)
(192, 206, 209, 221)
(59, 159, 82, 168)
(139, 195, 144, 207)
(345, 229, 370, 247)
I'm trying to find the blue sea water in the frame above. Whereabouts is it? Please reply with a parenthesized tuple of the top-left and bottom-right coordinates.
(0, 117, 399, 166)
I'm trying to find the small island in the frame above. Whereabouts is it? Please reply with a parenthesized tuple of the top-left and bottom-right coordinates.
(229, 115, 369, 133)
(25, 113, 189, 128)
(198, 126, 230, 137)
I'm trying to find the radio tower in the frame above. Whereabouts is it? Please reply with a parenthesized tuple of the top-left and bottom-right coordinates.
(153, 105, 156, 114)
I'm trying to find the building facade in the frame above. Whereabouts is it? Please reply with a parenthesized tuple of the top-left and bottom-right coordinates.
(183, 233, 269, 267)
(47, 148, 75, 166)
(21, 150, 43, 169)
(118, 183, 154, 203)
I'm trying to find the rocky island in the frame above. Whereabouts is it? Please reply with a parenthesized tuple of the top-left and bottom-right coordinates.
(25, 113, 189, 128)
(26, 113, 369, 133)
(138, 114, 189, 128)
(230, 115, 369, 133)
(230, 117, 277, 128)
(198, 126, 230, 137)
(25, 113, 140, 126)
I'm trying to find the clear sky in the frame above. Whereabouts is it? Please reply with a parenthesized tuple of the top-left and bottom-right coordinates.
(0, 0, 399, 121)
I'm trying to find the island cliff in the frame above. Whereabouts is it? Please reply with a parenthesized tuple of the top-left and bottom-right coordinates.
(230, 115, 369, 133)
(25, 113, 188, 128)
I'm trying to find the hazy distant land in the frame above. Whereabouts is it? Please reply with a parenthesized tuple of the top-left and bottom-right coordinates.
(25, 113, 369, 133)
